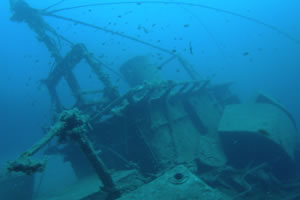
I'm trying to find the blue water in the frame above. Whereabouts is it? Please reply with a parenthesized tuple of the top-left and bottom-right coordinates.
(0, 0, 299, 186)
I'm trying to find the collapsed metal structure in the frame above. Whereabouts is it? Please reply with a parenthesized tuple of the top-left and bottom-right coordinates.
(3, 1, 300, 200)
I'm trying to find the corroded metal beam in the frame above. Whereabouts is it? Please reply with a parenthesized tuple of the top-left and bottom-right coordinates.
(10, 1, 118, 112)
(7, 109, 120, 198)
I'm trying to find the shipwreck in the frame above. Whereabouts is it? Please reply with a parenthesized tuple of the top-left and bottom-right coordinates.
(2, 1, 300, 200)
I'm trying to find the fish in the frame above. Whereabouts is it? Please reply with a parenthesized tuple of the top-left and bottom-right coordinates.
(257, 129, 270, 136)
(243, 52, 249, 56)
(143, 27, 149, 34)
(189, 41, 193, 55)
(137, 24, 149, 33)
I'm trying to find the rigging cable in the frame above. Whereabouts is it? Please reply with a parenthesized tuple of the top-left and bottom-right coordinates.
(43, 13, 176, 56)
(44, 1, 300, 45)
(43, 0, 66, 12)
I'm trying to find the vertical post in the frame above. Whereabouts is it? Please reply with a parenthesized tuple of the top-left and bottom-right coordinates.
(73, 133, 120, 199)
(10, 0, 64, 112)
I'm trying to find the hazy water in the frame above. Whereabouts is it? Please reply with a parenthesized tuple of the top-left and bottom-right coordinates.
(0, 0, 299, 177)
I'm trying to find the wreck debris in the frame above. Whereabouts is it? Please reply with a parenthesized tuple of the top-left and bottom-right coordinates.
(7, 157, 45, 175)
(6, 111, 70, 175)
(54, 109, 120, 198)
(8, 108, 120, 198)
(218, 96, 298, 180)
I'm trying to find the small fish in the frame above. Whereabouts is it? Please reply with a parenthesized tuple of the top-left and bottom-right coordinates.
(124, 11, 133, 16)
(143, 27, 149, 34)
(184, 24, 190, 28)
(243, 52, 249, 56)
(189, 41, 193, 55)
(257, 129, 270, 136)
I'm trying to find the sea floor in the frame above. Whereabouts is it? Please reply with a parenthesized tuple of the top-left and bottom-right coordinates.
(35, 175, 101, 200)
